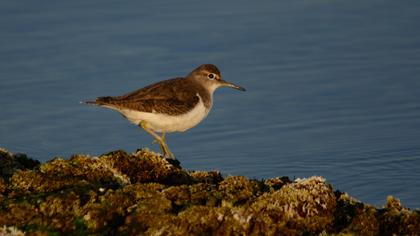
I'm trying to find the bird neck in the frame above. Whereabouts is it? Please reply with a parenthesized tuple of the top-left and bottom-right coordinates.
(186, 79, 213, 109)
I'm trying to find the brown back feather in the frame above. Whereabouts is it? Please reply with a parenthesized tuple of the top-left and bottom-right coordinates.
(94, 77, 210, 116)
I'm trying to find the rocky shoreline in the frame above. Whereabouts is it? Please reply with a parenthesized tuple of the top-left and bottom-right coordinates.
(0, 148, 419, 235)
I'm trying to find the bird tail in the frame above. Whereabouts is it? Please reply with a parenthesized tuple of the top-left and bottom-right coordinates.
(83, 100, 97, 105)
(82, 96, 114, 106)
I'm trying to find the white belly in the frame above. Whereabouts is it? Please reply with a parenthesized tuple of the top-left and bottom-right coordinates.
(117, 95, 210, 133)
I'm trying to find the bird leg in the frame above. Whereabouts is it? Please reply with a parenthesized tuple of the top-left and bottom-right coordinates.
(152, 132, 167, 154)
(152, 132, 166, 144)
(140, 121, 175, 159)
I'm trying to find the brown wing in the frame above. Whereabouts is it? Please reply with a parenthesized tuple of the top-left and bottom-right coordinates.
(93, 78, 200, 116)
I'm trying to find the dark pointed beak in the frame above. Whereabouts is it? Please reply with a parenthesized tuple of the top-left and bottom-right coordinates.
(220, 79, 246, 91)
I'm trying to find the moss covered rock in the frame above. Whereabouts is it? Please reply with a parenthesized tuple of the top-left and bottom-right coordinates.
(0, 148, 419, 235)
(0, 148, 40, 179)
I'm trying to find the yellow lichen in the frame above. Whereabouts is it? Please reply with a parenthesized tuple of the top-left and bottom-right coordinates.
(0, 226, 26, 236)
(218, 176, 260, 206)
(250, 176, 337, 234)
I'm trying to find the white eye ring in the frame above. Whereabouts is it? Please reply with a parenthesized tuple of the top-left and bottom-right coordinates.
(208, 73, 215, 80)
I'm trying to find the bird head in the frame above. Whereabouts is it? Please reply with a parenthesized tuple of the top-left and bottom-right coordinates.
(189, 64, 246, 93)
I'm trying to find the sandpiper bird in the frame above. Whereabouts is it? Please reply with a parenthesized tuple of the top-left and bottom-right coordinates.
(85, 64, 245, 159)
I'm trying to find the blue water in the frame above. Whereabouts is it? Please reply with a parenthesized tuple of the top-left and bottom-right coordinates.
(1, 1, 420, 208)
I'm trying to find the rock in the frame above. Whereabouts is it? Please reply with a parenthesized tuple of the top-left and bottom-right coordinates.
(0, 148, 40, 179)
(0, 148, 419, 235)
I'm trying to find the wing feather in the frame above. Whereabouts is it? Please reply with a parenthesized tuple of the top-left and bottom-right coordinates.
(93, 78, 200, 115)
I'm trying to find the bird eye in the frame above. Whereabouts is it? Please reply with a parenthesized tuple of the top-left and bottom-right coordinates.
(208, 73, 215, 79)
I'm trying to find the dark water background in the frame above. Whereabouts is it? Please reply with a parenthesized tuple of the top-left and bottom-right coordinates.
(1, 1, 420, 208)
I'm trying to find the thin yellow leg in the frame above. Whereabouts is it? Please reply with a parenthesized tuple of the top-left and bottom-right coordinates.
(139, 121, 175, 159)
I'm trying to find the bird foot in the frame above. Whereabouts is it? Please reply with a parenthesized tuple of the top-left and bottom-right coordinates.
(164, 157, 181, 167)
(162, 148, 176, 160)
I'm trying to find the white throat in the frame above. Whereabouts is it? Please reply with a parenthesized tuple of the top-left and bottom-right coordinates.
(207, 83, 223, 95)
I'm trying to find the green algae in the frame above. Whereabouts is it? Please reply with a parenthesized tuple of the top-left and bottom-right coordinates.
(1, 148, 419, 235)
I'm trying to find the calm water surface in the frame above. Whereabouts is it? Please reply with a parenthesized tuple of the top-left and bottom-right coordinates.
(1, 1, 420, 208)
